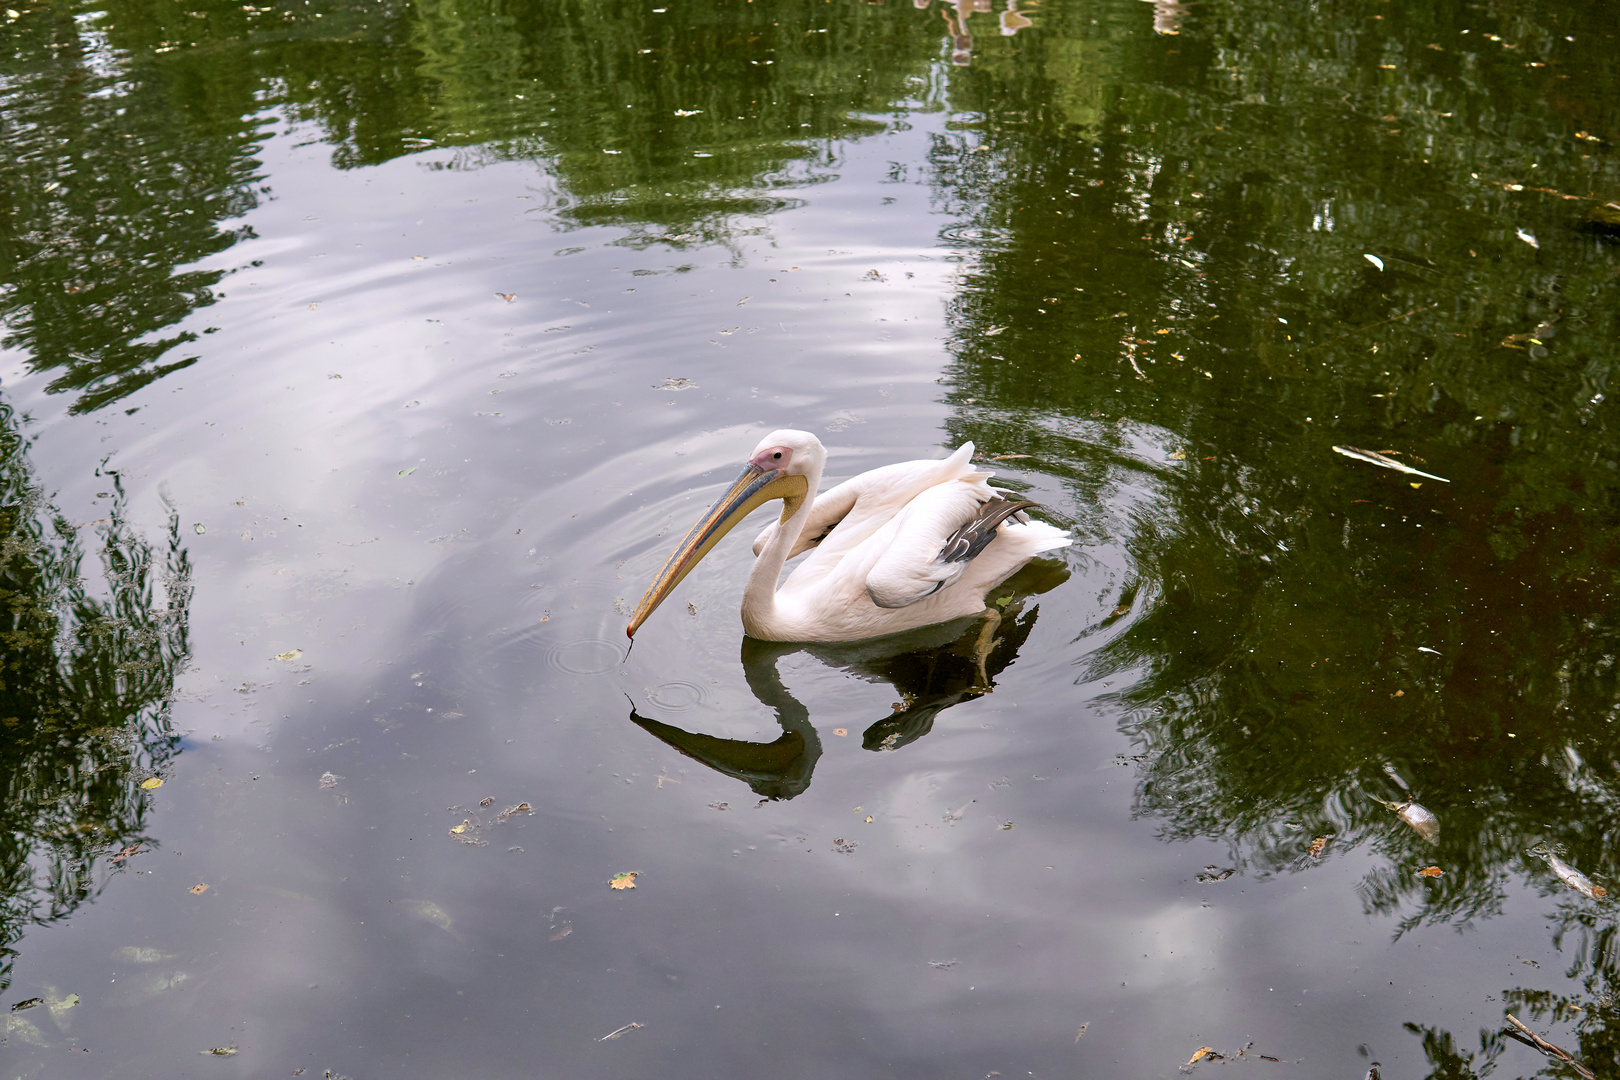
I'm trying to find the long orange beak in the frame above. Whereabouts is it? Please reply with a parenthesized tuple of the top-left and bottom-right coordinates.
(626, 464, 808, 638)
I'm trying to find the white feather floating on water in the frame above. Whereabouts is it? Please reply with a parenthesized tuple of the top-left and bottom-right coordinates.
(1332, 445, 1450, 483)
(1364, 254, 1385, 270)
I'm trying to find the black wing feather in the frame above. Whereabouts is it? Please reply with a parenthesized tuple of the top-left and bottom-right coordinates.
(937, 498, 1039, 565)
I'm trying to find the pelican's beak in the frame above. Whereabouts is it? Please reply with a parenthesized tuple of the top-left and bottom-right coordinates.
(627, 463, 808, 638)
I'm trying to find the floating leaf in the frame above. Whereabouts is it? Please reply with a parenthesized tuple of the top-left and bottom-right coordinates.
(189, 883, 209, 894)
(274, 649, 302, 662)
(140, 777, 164, 790)
(1332, 445, 1450, 483)
(1418, 865, 1444, 877)
(398, 467, 417, 477)
(201, 1046, 238, 1057)
(193, 522, 206, 535)
(1308, 836, 1329, 859)
(609, 871, 639, 890)
(1188, 1046, 1218, 1064)
(833, 728, 847, 737)
(449, 820, 471, 835)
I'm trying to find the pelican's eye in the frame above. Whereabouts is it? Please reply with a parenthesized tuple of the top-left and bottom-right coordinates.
(772, 452, 782, 460)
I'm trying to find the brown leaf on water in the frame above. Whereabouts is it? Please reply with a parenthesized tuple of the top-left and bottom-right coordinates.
(1308, 836, 1329, 859)
(609, 871, 638, 891)
(496, 293, 516, 303)
(479, 797, 494, 807)
(190, 883, 209, 895)
(1188, 1046, 1218, 1064)
(1418, 865, 1444, 877)
(109, 844, 144, 864)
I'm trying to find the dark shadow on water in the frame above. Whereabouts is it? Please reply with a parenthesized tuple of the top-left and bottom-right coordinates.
(630, 559, 1067, 799)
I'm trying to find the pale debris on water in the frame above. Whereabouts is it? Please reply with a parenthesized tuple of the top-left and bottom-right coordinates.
(1533, 845, 1608, 899)
(609, 871, 639, 890)
(1364, 253, 1385, 270)
(1332, 445, 1450, 483)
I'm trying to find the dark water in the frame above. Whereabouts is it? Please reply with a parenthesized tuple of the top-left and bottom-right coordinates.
(2, 0, 1618, 1074)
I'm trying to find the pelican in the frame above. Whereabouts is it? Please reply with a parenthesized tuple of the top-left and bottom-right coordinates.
(626, 430, 1070, 642)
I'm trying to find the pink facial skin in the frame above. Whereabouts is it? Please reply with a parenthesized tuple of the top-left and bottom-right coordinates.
(749, 446, 794, 472)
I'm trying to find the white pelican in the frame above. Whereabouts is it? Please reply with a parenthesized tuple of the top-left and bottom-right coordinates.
(627, 430, 1070, 642)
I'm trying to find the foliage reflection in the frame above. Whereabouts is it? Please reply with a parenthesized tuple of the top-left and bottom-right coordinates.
(0, 401, 192, 993)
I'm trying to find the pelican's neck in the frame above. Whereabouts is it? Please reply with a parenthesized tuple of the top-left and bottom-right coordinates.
(740, 458, 822, 637)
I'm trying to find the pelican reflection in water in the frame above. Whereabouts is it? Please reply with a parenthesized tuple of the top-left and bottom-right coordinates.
(630, 563, 1066, 800)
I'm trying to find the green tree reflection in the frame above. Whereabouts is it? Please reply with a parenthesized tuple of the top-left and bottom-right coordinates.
(0, 400, 192, 992)
(922, 0, 1617, 1073)
(0, 1, 264, 413)
(2, 0, 955, 409)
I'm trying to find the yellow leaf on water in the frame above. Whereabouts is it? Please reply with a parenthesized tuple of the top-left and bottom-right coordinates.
(449, 821, 470, 835)
(1418, 865, 1444, 877)
(140, 777, 163, 790)
(1188, 1046, 1217, 1065)
(609, 872, 638, 891)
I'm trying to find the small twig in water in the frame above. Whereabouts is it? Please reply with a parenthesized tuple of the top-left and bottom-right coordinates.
(599, 1022, 644, 1042)
(1504, 1014, 1595, 1080)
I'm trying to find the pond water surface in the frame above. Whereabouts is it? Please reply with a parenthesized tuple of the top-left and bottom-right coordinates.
(3, 0, 1619, 1075)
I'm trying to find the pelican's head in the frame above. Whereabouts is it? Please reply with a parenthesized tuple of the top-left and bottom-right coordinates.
(626, 430, 823, 638)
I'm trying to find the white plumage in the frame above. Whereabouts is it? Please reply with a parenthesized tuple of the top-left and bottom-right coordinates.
(628, 430, 1070, 643)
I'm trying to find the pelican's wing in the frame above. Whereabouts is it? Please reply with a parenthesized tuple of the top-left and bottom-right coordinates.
(754, 442, 981, 563)
(865, 483, 1033, 609)
(937, 498, 1040, 565)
